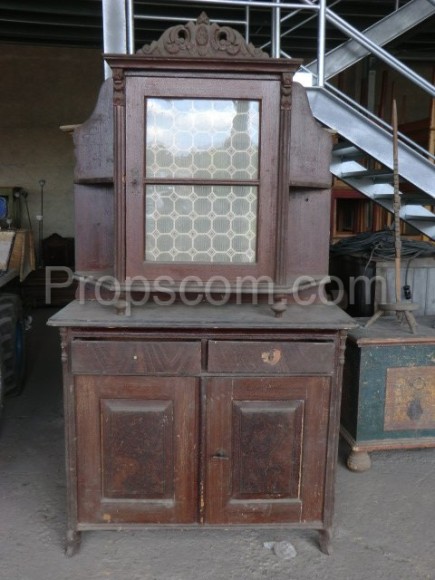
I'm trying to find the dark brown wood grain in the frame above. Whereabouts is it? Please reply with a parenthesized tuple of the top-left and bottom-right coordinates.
(72, 58, 334, 297)
(75, 375, 199, 524)
(232, 399, 303, 498)
(71, 339, 201, 375)
(74, 184, 114, 273)
(73, 78, 114, 183)
(101, 398, 174, 498)
(289, 82, 333, 189)
(286, 188, 331, 279)
(61, 14, 351, 555)
(207, 340, 335, 374)
(204, 376, 330, 524)
(59, 321, 347, 553)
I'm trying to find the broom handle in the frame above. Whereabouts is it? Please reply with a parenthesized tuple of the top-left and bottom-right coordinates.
(392, 100, 401, 303)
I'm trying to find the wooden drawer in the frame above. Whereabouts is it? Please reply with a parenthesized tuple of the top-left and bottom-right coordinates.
(207, 340, 335, 374)
(71, 340, 201, 375)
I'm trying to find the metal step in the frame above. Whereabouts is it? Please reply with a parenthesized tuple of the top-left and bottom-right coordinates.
(401, 205, 435, 221)
(368, 191, 435, 205)
(306, 0, 435, 81)
(307, 87, 435, 197)
(338, 168, 394, 184)
(308, 85, 435, 239)
(328, 155, 435, 237)
(332, 143, 364, 159)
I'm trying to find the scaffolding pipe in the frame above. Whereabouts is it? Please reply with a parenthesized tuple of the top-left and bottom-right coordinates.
(177, 0, 319, 10)
(102, 0, 128, 77)
(271, 0, 281, 58)
(134, 13, 246, 26)
(126, 0, 134, 54)
(245, 1, 251, 42)
(317, 0, 326, 86)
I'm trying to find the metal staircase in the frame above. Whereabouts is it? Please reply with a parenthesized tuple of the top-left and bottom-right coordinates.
(302, 0, 435, 239)
(307, 86, 435, 239)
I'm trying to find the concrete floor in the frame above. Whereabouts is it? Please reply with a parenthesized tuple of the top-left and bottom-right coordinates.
(0, 308, 434, 580)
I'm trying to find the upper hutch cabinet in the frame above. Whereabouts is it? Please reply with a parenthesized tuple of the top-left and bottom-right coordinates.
(74, 12, 333, 303)
(50, 14, 355, 557)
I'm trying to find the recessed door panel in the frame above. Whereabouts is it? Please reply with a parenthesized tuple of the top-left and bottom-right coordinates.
(76, 375, 198, 524)
(232, 399, 304, 499)
(101, 399, 174, 499)
(204, 376, 330, 524)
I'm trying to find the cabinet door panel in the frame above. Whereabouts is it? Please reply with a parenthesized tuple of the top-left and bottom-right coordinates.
(101, 399, 174, 499)
(76, 376, 198, 524)
(232, 399, 303, 499)
(204, 376, 330, 524)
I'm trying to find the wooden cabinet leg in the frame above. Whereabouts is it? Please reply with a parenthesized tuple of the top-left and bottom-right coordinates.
(318, 528, 332, 555)
(65, 530, 81, 557)
(347, 450, 371, 472)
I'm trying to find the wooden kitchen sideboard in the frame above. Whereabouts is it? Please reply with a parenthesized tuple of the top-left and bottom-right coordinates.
(49, 301, 353, 555)
(51, 14, 356, 556)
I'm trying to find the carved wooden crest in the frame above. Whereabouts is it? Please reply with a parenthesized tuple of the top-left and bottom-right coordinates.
(136, 12, 269, 59)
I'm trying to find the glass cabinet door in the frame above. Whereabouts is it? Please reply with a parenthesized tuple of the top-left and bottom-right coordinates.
(145, 98, 259, 264)
(125, 77, 280, 282)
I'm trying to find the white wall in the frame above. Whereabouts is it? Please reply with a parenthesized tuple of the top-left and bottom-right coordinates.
(0, 44, 104, 243)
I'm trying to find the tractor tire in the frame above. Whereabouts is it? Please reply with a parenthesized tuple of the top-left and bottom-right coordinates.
(0, 349, 4, 419)
(0, 293, 26, 397)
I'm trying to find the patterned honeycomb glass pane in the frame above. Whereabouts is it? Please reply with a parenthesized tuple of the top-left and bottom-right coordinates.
(146, 99, 259, 179)
(146, 185, 257, 263)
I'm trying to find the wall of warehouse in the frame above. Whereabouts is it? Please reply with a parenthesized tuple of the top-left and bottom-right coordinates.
(0, 44, 104, 246)
(336, 59, 434, 126)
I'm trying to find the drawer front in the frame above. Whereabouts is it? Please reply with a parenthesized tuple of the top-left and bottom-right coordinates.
(207, 340, 335, 374)
(71, 340, 201, 375)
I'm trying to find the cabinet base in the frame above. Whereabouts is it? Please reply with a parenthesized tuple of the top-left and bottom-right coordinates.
(65, 525, 334, 556)
(318, 528, 332, 555)
(65, 530, 81, 557)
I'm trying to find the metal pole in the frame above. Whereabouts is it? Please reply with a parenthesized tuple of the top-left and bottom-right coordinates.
(135, 14, 246, 26)
(184, 0, 318, 11)
(102, 0, 128, 78)
(272, 0, 281, 58)
(245, 1, 250, 43)
(126, 0, 135, 54)
(317, 0, 326, 87)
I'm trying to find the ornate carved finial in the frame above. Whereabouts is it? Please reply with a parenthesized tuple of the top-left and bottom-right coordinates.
(112, 68, 125, 106)
(281, 72, 293, 110)
(137, 12, 269, 59)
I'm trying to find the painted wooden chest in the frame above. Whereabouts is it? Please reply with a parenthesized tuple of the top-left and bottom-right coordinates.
(341, 316, 435, 471)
